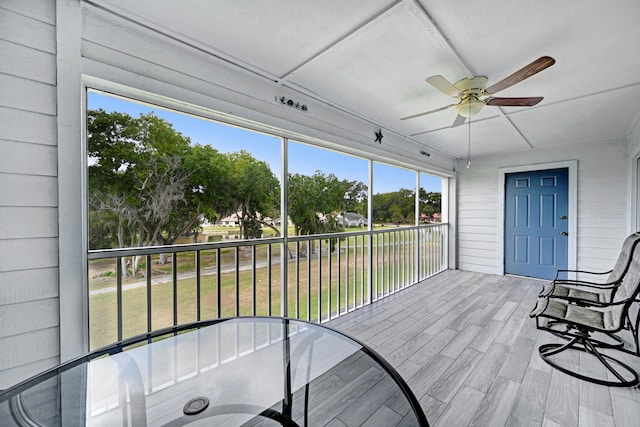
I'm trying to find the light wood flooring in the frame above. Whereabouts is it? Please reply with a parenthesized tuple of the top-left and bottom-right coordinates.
(325, 269, 640, 427)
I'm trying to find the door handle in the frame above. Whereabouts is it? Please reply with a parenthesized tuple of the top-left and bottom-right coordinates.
(560, 215, 567, 220)
(561, 231, 568, 236)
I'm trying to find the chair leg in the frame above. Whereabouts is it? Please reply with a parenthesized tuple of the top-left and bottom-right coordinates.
(582, 339, 630, 384)
(539, 337, 639, 387)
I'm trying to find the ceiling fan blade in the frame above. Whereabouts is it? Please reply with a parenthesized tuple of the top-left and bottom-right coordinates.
(400, 104, 454, 120)
(451, 114, 466, 128)
(486, 96, 544, 107)
(484, 56, 555, 94)
(426, 75, 461, 97)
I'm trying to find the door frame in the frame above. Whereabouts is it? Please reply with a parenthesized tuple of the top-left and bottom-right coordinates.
(498, 161, 578, 278)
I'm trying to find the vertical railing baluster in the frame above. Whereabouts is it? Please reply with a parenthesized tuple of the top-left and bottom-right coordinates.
(401, 230, 405, 289)
(318, 239, 322, 322)
(337, 238, 341, 315)
(406, 229, 411, 285)
(216, 249, 221, 318)
(394, 231, 397, 292)
(295, 241, 300, 320)
(407, 229, 411, 286)
(328, 238, 332, 320)
(387, 232, 391, 295)
(352, 234, 356, 309)
(234, 247, 240, 317)
(360, 235, 364, 307)
(406, 229, 410, 286)
(172, 252, 178, 326)
(425, 228, 429, 277)
(428, 228, 432, 277)
(442, 225, 447, 271)
(146, 254, 152, 333)
(267, 244, 272, 317)
(196, 250, 201, 322)
(392, 231, 396, 292)
(381, 233, 385, 297)
(252, 245, 257, 316)
(306, 241, 311, 322)
(433, 228, 437, 275)
(415, 229, 419, 280)
(116, 256, 123, 342)
(415, 228, 419, 282)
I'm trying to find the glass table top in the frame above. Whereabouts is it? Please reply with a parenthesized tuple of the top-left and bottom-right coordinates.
(1, 317, 428, 426)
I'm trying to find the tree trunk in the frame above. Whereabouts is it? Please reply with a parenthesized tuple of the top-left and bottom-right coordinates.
(116, 217, 129, 278)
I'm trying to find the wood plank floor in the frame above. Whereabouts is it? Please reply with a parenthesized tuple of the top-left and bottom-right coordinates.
(325, 270, 640, 427)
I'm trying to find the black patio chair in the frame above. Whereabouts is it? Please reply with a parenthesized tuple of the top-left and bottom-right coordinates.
(538, 232, 640, 305)
(529, 247, 640, 387)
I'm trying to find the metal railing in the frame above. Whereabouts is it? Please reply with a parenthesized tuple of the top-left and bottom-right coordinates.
(88, 223, 448, 350)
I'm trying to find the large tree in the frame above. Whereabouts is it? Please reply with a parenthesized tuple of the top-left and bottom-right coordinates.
(88, 110, 235, 273)
(287, 171, 358, 256)
(419, 188, 441, 221)
(227, 150, 280, 239)
(371, 187, 441, 224)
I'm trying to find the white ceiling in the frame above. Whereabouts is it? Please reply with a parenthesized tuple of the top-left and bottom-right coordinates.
(92, 0, 640, 160)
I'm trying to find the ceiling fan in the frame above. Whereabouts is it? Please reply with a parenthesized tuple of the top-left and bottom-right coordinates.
(400, 56, 556, 126)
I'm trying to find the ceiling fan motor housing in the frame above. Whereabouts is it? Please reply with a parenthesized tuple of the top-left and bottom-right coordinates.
(454, 76, 488, 117)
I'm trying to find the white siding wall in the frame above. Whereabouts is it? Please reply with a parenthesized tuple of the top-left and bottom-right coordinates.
(456, 139, 629, 276)
(0, 0, 60, 388)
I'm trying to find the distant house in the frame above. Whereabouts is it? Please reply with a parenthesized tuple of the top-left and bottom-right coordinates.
(337, 212, 366, 227)
(219, 213, 241, 227)
(420, 212, 442, 223)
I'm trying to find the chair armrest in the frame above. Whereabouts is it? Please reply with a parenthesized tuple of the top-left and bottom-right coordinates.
(554, 269, 613, 279)
(539, 279, 618, 298)
(553, 279, 619, 289)
(559, 297, 627, 310)
(529, 297, 549, 318)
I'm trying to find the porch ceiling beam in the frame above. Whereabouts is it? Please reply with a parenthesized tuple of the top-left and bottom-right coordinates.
(277, 0, 404, 84)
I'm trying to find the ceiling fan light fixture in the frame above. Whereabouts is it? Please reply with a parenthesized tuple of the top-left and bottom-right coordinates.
(456, 99, 484, 117)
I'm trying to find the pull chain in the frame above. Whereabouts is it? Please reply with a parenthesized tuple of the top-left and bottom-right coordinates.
(466, 105, 472, 168)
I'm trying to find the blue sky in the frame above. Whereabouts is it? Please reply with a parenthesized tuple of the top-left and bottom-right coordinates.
(88, 91, 441, 194)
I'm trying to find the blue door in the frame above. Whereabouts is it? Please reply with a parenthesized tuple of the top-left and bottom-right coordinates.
(504, 168, 568, 279)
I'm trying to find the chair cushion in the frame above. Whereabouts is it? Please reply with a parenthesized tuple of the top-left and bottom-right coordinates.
(554, 286, 603, 302)
(608, 233, 640, 280)
(538, 300, 611, 330)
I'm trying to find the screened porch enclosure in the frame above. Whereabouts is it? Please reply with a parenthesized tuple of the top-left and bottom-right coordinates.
(4, 1, 640, 413)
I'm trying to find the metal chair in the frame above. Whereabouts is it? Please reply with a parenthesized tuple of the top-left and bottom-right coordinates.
(530, 244, 640, 387)
(539, 232, 640, 304)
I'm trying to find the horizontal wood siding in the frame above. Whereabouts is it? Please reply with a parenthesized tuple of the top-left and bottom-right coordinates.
(575, 142, 629, 272)
(456, 140, 628, 276)
(0, 0, 59, 389)
(457, 166, 500, 273)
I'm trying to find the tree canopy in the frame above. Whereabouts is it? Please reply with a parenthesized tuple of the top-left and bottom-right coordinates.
(88, 109, 279, 251)
(88, 109, 442, 258)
